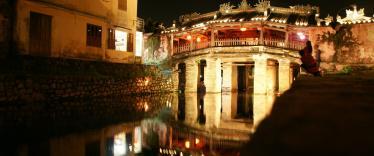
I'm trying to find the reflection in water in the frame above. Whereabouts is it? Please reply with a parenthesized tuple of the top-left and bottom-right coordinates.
(5, 92, 276, 156)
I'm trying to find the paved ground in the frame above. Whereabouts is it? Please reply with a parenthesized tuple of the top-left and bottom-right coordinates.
(242, 70, 374, 156)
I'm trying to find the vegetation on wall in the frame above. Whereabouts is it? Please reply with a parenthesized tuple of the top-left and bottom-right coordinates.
(319, 25, 360, 62)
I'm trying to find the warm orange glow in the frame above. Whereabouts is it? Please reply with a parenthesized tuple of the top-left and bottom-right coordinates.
(196, 37, 201, 42)
(187, 35, 192, 40)
(144, 102, 149, 112)
(195, 138, 200, 144)
(185, 141, 190, 148)
(240, 27, 247, 31)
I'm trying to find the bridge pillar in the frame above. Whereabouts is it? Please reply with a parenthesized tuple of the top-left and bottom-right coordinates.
(278, 59, 291, 93)
(221, 92, 233, 120)
(205, 58, 222, 93)
(266, 60, 278, 94)
(185, 60, 198, 92)
(184, 93, 198, 126)
(172, 64, 179, 92)
(222, 63, 238, 92)
(253, 54, 268, 94)
(205, 93, 222, 128)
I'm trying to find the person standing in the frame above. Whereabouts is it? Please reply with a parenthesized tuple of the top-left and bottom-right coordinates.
(299, 41, 321, 76)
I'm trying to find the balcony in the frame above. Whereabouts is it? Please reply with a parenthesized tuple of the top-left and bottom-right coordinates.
(136, 17, 144, 31)
(173, 38, 305, 55)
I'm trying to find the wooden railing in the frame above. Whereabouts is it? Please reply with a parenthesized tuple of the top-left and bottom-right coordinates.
(215, 38, 259, 47)
(173, 38, 305, 54)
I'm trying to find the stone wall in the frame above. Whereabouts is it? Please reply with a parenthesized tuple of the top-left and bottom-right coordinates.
(0, 56, 173, 103)
(0, 75, 172, 103)
(0, 57, 173, 141)
(308, 23, 374, 72)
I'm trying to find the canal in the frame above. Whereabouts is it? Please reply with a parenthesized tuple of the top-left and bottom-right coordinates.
(0, 92, 276, 156)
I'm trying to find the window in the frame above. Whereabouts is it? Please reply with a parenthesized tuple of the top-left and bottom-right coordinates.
(108, 29, 134, 52)
(127, 33, 134, 52)
(87, 24, 102, 47)
(29, 12, 52, 56)
(118, 0, 127, 11)
(108, 28, 115, 49)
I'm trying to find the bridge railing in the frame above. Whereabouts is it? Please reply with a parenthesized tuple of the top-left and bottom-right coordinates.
(214, 38, 259, 47)
(173, 38, 305, 54)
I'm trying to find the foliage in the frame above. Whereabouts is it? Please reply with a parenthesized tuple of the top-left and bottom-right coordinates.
(145, 34, 161, 59)
(341, 66, 353, 74)
(144, 18, 163, 34)
(319, 25, 360, 62)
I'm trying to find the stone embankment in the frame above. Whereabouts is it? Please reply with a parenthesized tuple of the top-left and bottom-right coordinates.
(0, 56, 172, 103)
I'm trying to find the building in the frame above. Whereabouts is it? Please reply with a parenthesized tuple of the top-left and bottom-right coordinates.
(13, 0, 143, 63)
(161, 0, 330, 94)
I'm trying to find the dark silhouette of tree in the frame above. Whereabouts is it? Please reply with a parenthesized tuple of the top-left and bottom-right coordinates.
(319, 25, 360, 62)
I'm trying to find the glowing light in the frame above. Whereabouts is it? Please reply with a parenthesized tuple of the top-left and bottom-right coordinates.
(185, 141, 190, 148)
(196, 37, 201, 42)
(187, 35, 192, 40)
(114, 132, 127, 156)
(240, 27, 247, 31)
(195, 138, 200, 144)
(144, 102, 149, 112)
(297, 32, 306, 40)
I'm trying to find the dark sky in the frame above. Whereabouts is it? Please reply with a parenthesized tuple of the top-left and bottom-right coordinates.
(138, 0, 374, 25)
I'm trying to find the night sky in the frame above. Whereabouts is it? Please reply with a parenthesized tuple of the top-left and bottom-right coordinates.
(138, 0, 374, 25)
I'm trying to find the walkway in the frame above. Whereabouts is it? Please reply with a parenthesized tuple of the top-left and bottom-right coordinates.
(243, 70, 374, 155)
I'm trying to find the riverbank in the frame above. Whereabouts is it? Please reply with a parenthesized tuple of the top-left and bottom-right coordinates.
(243, 70, 374, 155)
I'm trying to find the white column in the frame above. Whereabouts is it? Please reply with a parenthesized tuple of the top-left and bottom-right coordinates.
(205, 58, 222, 93)
(222, 64, 232, 92)
(205, 93, 222, 128)
(221, 92, 232, 120)
(185, 60, 198, 92)
(184, 93, 198, 126)
(266, 60, 278, 94)
(253, 94, 276, 129)
(278, 59, 291, 93)
(232, 66, 238, 92)
(253, 54, 268, 94)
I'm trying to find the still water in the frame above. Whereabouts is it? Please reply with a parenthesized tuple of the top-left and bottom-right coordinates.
(0, 92, 276, 156)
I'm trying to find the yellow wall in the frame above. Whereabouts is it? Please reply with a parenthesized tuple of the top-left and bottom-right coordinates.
(15, 0, 138, 63)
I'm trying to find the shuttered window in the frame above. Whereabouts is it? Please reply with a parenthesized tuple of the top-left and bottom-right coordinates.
(108, 28, 115, 49)
(29, 12, 52, 56)
(86, 24, 102, 47)
(118, 0, 127, 11)
(127, 33, 133, 52)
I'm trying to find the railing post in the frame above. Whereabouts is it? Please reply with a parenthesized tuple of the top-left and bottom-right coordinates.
(259, 27, 264, 45)
(210, 29, 215, 47)
(285, 32, 289, 48)
(190, 40, 194, 51)
(170, 34, 174, 55)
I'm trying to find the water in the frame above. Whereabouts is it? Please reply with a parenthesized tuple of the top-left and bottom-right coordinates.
(0, 92, 276, 156)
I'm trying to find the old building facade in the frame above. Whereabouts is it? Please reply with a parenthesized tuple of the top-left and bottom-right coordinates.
(13, 0, 142, 63)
